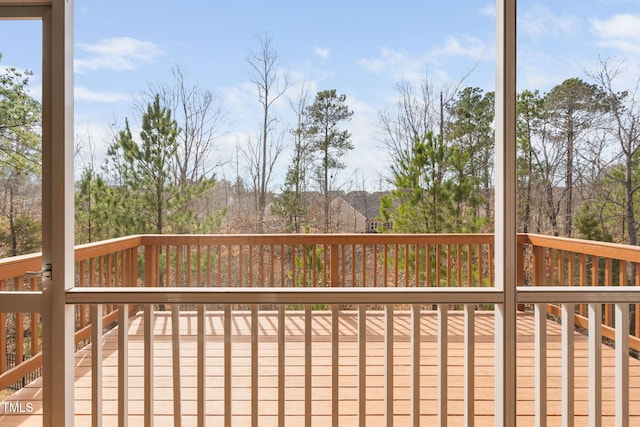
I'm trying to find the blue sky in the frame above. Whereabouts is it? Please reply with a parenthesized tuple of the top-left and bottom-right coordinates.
(1, 1, 640, 190)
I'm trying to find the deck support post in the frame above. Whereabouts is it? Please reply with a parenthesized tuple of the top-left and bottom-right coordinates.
(494, 0, 517, 425)
(38, 0, 76, 426)
(40, 0, 76, 425)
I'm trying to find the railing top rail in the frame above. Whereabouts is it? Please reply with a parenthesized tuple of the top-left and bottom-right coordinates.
(0, 252, 41, 281)
(65, 286, 504, 305)
(522, 233, 640, 262)
(139, 233, 496, 246)
(64, 285, 640, 306)
(0, 291, 43, 312)
(518, 286, 640, 303)
(74, 234, 143, 262)
(0, 235, 144, 280)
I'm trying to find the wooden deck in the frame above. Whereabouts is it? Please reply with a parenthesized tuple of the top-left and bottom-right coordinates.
(2, 309, 640, 426)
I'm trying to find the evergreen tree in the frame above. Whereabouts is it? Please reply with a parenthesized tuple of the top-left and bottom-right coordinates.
(107, 95, 181, 234)
(304, 89, 354, 232)
(380, 132, 482, 233)
(0, 53, 42, 257)
(0, 54, 41, 174)
(544, 78, 607, 237)
(446, 87, 494, 229)
(75, 168, 117, 243)
(516, 90, 546, 233)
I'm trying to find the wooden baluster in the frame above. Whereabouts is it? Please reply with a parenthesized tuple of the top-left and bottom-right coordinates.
(605, 258, 613, 327)
(176, 245, 181, 287)
(436, 244, 441, 287)
(259, 245, 264, 287)
(79, 260, 87, 329)
(270, 244, 275, 287)
(107, 252, 113, 313)
(478, 244, 484, 287)
(457, 244, 462, 288)
(16, 277, 24, 368)
(383, 244, 388, 287)
(278, 245, 284, 288)
(404, 244, 409, 288)
(373, 244, 378, 287)
(362, 244, 367, 288)
(414, 245, 420, 287)
(636, 264, 640, 339)
(197, 245, 202, 287)
(579, 254, 587, 317)
(248, 244, 254, 288)
(0, 280, 5, 375)
(206, 245, 212, 287)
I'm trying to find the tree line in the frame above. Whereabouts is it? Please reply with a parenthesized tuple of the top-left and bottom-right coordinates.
(1, 43, 640, 256)
(380, 58, 640, 250)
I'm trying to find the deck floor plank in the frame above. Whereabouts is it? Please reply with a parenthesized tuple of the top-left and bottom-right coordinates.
(2, 310, 640, 426)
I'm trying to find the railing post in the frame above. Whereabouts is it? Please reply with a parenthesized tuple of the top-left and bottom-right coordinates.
(533, 245, 546, 286)
(145, 244, 158, 288)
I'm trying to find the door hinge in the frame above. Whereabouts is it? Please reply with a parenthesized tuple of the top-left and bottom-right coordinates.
(25, 263, 52, 280)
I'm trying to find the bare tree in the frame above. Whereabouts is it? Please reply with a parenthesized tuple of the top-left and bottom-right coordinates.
(378, 74, 467, 175)
(271, 86, 313, 232)
(240, 131, 286, 230)
(143, 65, 226, 185)
(378, 78, 440, 165)
(589, 58, 640, 246)
(247, 32, 292, 231)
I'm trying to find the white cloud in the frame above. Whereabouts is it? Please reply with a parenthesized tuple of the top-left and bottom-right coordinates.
(479, 3, 495, 17)
(74, 121, 117, 175)
(431, 36, 487, 61)
(314, 47, 331, 60)
(359, 47, 425, 82)
(519, 5, 581, 39)
(75, 37, 163, 73)
(592, 14, 640, 55)
(359, 36, 490, 85)
(343, 96, 388, 184)
(75, 86, 130, 103)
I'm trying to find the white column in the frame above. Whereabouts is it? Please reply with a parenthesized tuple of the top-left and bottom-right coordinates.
(41, 0, 75, 426)
(494, 0, 517, 426)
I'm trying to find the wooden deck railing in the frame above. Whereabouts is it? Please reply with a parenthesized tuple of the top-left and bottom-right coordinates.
(521, 233, 640, 348)
(140, 234, 496, 289)
(2, 233, 640, 425)
(0, 235, 142, 390)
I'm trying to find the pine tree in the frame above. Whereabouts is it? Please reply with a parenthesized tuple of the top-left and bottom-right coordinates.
(304, 90, 353, 232)
(107, 95, 180, 234)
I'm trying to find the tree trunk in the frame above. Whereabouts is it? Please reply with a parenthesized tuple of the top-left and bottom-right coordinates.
(625, 156, 637, 246)
(546, 182, 559, 236)
(564, 128, 574, 237)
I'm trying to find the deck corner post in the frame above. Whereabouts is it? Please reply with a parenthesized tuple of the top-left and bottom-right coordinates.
(41, 0, 75, 425)
(494, 0, 518, 425)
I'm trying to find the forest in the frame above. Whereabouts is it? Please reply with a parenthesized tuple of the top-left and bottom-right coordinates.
(1, 44, 640, 257)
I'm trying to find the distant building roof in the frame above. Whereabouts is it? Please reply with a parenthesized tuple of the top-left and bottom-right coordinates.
(341, 191, 386, 219)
